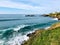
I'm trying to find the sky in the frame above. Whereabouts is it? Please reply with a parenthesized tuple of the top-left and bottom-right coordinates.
(0, 0, 60, 14)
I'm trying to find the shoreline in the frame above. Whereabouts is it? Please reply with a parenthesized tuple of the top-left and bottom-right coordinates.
(42, 12, 60, 20)
(22, 22, 60, 45)
(43, 15, 59, 20)
(21, 26, 51, 45)
(21, 28, 46, 45)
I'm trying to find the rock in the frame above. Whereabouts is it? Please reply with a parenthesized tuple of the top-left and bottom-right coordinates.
(27, 33, 32, 37)
(58, 18, 60, 20)
(25, 15, 35, 17)
(42, 14, 49, 17)
(27, 32, 35, 37)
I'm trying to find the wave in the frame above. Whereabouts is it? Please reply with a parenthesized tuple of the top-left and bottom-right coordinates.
(0, 25, 29, 39)
(0, 34, 29, 45)
(0, 19, 22, 22)
(3, 28, 39, 45)
(44, 26, 50, 30)
(0, 40, 4, 45)
(0, 24, 29, 32)
(0, 21, 57, 33)
(0, 21, 58, 45)
(0, 18, 36, 22)
(17, 21, 58, 33)
(0, 24, 39, 45)
(13, 25, 29, 32)
(7, 35, 29, 45)
(52, 18, 58, 21)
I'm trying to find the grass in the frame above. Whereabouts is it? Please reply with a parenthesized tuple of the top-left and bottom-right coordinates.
(23, 22, 60, 45)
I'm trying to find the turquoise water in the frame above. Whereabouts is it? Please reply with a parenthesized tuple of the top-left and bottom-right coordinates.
(0, 14, 58, 45)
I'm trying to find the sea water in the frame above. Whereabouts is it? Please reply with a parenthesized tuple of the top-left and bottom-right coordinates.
(0, 14, 59, 45)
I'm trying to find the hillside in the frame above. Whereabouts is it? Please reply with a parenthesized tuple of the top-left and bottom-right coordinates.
(44, 12, 60, 20)
(23, 22, 60, 45)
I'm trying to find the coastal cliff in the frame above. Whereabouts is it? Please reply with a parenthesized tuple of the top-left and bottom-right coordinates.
(43, 12, 60, 20)
(22, 22, 60, 45)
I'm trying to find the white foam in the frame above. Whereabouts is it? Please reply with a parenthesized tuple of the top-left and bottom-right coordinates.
(13, 25, 28, 31)
(0, 28, 13, 35)
(0, 28, 42, 45)
(45, 26, 50, 30)
(0, 28, 12, 32)
(0, 34, 29, 45)
(52, 18, 58, 20)
(0, 25, 29, 32)
(26, 31, 35, 35)
(26, 28, 38, 35)
(0, 25, 38, 45)
(6, 35, 29, 45)
(0, 40, 4, 45)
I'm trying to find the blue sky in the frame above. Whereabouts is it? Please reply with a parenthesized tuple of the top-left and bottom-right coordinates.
(0, 0, 60, 14)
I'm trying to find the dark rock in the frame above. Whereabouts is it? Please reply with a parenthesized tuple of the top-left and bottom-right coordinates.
(25, 15, 35, 17)
(27, 33, 32, 37)
(42, 14, 49, 17)
(27, 32, 35, 37)
(58, 18, 60, 20)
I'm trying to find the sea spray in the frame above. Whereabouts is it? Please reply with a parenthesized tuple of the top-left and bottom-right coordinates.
(0, 33, 29, 45)
(0, 20, 58, 45)
(0, 29, 39, 45)
(26, 28, 39, 35)
(0, 24, 58, 45)
(44, 26, 51, 30)
(0, 25, 29, 32)
(0, 40, 4, 45)
(0, 25, 30, 45)
(13, 25, 29, 32)
(5, 35, 29, 45)
(52, 18, 58, 21)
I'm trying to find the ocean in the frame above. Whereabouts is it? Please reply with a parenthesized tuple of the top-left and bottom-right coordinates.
(0, 14, 59, 45)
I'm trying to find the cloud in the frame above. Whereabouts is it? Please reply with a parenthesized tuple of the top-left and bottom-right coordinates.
(0, 0, 46, 11)
(0, 0, 60, 14)
(0, 0, 59, 11)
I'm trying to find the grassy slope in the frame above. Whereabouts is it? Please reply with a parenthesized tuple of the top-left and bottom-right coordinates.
(23, 22, 60, 45)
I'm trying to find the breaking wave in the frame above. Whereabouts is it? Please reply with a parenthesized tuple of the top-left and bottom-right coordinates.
(0, 21, 58, 45)
(52, 18, 58, 21)
(0, 24, 30, 45)
(13, 25, 29, 32)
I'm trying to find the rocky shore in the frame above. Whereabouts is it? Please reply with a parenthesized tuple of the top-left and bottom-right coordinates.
(22, 22, 60, 45)
(43, 12, 60, 20)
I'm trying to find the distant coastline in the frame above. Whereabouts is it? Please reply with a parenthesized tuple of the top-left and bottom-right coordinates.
(43, 12, 60, 20)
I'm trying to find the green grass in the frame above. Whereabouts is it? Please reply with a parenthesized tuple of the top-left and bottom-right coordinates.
(23, 23, 60, 45)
